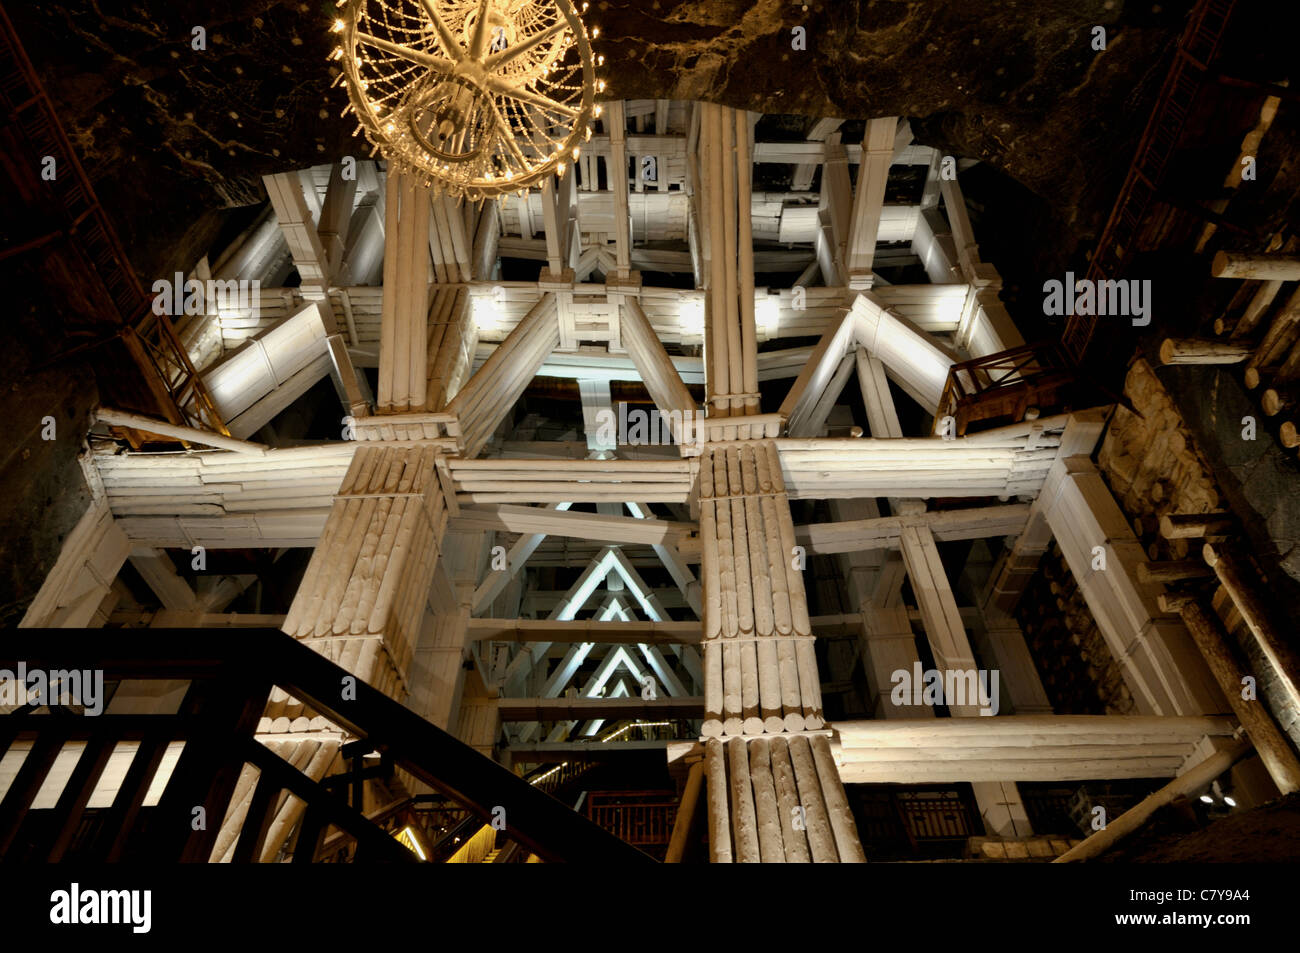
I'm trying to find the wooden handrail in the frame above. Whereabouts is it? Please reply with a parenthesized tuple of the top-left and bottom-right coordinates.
(0, 627, 653, 864)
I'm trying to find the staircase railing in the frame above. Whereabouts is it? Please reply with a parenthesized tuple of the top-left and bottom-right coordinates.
(0, 627, 652, 863)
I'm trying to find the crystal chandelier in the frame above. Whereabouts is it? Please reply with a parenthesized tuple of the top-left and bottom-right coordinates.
(332, 0, 599, 200)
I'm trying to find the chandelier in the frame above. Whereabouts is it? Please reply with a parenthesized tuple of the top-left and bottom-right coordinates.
(332, 0, 600, 200)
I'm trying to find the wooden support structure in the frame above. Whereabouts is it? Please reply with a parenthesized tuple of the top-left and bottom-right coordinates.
(34, 98, 1300, 868)
(1159, 593, 1300, 794)
(1203, 543, 1300, 714)
(1053, 737, 1252, 862)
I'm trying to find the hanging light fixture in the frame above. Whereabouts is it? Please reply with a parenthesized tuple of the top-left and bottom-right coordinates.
(332, 0, 598, 200)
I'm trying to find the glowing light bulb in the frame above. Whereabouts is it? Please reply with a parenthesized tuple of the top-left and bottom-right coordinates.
(331, 19, 344, 32)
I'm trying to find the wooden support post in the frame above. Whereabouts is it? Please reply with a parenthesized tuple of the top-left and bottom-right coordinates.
(1159, 593, 1300, 794)
(705, 737, 731, 862)
(1203, 543, 1300, 713)
(1053, 738, 1252, 862)
(665, 759, 706, 863)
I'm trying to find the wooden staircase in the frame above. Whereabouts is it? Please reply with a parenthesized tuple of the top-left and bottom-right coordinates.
(0, 627, 653, 863)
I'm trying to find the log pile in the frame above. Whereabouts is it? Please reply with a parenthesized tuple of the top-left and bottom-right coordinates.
(1097, 356, 1300, 756)
(1014, 544, 1136, 715)
(1207, 242, 1300, 455)
(1099, 358, 1221, 559)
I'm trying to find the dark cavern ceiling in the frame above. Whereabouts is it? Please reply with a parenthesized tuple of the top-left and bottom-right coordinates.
(11, 0, 1200, 281)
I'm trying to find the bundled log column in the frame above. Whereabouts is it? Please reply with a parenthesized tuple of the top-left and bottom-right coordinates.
(377, 172, 433, 414)
(281, 443, 450, 699)
(697, 438, 865, 862)
(699, 103, 761, 426)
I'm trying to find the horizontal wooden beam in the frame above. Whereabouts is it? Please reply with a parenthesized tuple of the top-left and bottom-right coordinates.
(498, 697, 703, 720)
(97, 408, 266, 455)
(449, 503, 695, 547)
(796, 503, 1031, 554)
(830, 713, 1236, 782)
(832, 714, 1236, 747)
(470, 618, 701, 644)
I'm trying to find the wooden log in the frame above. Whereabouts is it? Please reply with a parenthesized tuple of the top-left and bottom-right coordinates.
(1053, 738, 1252, 862)
(1137, 560, 1216, 584)
(768, 738, 812, 862)
(705, 737, 732, 863)
(1262, 386, 1298, 417)
(810, 735, 867, 862)
(726, 737, 761, 862)
(706, 105, 730, 411)
(1159, 513, 1236, 539)
(1245, 287, 1300, 382)
(747, 739, 787, 862)
(1158, 595, 1300, 795)
(787, 735, 837, 861)
(722, 108, 744, 416)
(97, 409, 267, 455)
(1203, 543, 1300, 712)
(1223, 279, 1283, 337)
(1158, 338, 1251, 365)
(741, 446, 784, 732)
(726, 448, 763, 734)
(735, 109, 760, 416)
(1212, 251, 1300, 280)
(665, 760, 706, 863)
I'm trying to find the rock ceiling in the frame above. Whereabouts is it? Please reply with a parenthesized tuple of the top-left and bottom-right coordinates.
(13, 1, 1189, 282)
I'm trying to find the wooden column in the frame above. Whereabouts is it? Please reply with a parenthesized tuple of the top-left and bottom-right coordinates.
(1203, 543, 1300, 714)
(1160, 593, 1300, 794)
(1054, 738, 1252, 862)
(281, 444, 449, 700)
(697, 437, 864, 861)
